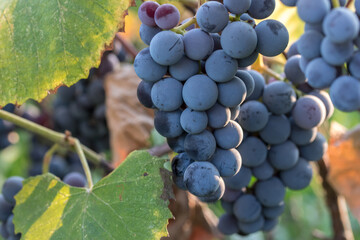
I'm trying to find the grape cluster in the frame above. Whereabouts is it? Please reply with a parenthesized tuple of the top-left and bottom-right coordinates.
(136, 1, 289, 201)
(0, 104, 16, 151)
(217, 78, 331, 235)
(281, 0, 360, 112)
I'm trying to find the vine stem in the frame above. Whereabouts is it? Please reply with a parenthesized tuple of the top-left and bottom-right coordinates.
(42, 143, 59, 173)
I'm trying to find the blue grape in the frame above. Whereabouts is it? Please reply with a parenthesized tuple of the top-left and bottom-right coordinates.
(206, 103, 231, 129)
(138, 1, 160, 26)
(0, 223, 9, 239)
(0, 194, 12, 222)
(292, 95, 326, 129)
(300, 132, 328, 161)
(154, 4, 180, 30)
(356, 0, 360, 15)
(296, 0, 330, 24)
(2, 177, 23, 205)
(284, 55, 306, 85)
(259, 115, 291, 145)
(222, 188, 244, 202)
(180, 108, 208, 134)
(230, 105, 240, 120)
(198, 177, 225, 202)
(323, 7, 359, 44)
(221, 22, 257, 59)
(139, 24, 162, 45)
(224, 0, 251, 14)
(255, 20, 289, 57)
(349, 51, 360, 79)
(63, 172, 87, 187)
(183, 29, 214, 60)
(305, 58, 338, 89)
(171, 152, 194, 189)
(287, 41, 299, 58)
(183, 161, 221, 197)
(304, 22, 323, 33)
(134, 48, 167, 82)
(297, 30, 323, 60)
(262, 81, 297, 114)
(235, 70, 255, 97)
(221, 200, 234, 214)
(6, 214, 15, 236)
(233, 194, 262, 222)
(183, 74, 218, 111)
(237, 51, 259, 68)
(211, 148, 241, 177)
(238, 101, 269, 132)
(296, 82, 314, 94)
(255, 177, 285, 207)
(237, 137, 267, 167)
(246, 70, 266, 100)
(151, 78, 183, 111)
(252, 161, 275, 181)
(196, 1, 229, 33)
(137, 81, 154, 109)
(184, 130, 216, 161)
(218, 213, 239, 235)
(321, 37, 354, 66)
(269, 140, 299, 170)
(248, 0, 275, 19)
(223, 166, 252, 190)
(240, 13, 256, 26)
(290, 119, 317, 146)
(154, 110, 183, 138)
(238, 215, 265, 235)
(205, 50, 238, 82)
(299, 56, 310, 73)
(211, 33, 222, 51)
(280, 157, 313, 190)
(8, 234, 21, 240)
(280, 0, 297, 6)
(309, 90, 334, 119)
(330, 76, 360, 112)
(263, 218, 278, 231)
(167, 133, 186, 153)
(169, 56, 199, 81)
(263, 202, 285, 218)
(214, 120, 243, 149)
(50, 156, 69, 179)
(218, 77, 247, 107)
(150, 31, 184, 65)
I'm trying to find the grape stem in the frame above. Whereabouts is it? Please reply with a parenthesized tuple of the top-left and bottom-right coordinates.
(42, 143, 59, 174)
(332, 0, 340, 8)
(346, 0, 354, 8)
(172, 17, 197, 34)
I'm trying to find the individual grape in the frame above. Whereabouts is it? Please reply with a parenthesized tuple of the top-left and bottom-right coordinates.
(63, 172, 87, 187)
(217, 77, 247, 107)
(246, 70, 265, 100)
(300, 132, 328, 161)
(154, 110, 183, 138)
(287, 41, 299, 58)
(198, 177, 225, 202)
(238, 101, 269, 132)
(230, 105, 240, 120)
(223, 166, 252, 190)
(222, 188, 243, 202)
(206, 103, 231, 129)
(0, 223, 9, 239)
(355, 35, 360, 48)
(297, 30, 323, 60)
(139, 24, 162, 45)
(214, 120, 243, 149)
(320, 37, 354, 66)
(134, 48, 167, 82)
(284, 55, 306, 85)
(205, 50, 238, 83)
(211, 148, 241, 177)
(330, 76, 360, 112)
(171, 152, 194, 189)
(2, 176, 23, 205)
(184, 130, 216, 161)
(290, 120, 317, 146)
(221, 200, 234, 214)
(255, 20, 289, 57)
(297, 82, 314, 94)
(137, 81, 154, 109)
(280, 158, 313, 190)
(349, 51, 360, 79)
(296, 0, 330, 24)
(210, 33, 222, 51)
(248, 0, 275, 19)
(235, 70, 255, 97)
(252, 161, 275, 181)
(238, 215, 265, 235)
(356, 0, 360, 15)
(299, 56, 310, 73)
(183, 74, 218, 111)
(53, 107, 77, 133)
(280, 0, 297, 6)
(218, 213, 239, 235)
(263, 202, 285, 219)
(268, 140, 299, 170)
(240, 13, 256, 26)
(221, 22, 257, 59)
(6, 214, 15, 236)
(183, 29, 214, 60)
(196, 1, 229, 33)
(151, 78, 183, 111)
(237, 51, 259, 68)
(305, 58, 338, 89)
(233, 194, 262, 223)
(167, 133, 186, 153)
(323, 8, 359, 44)
(154, 4, 180, 30)
(8, 234, 21, 240)
(50, 156, 69, 179)
(224, 0, 251, 14)
(183, 161, 221, 197)
(169, 56, 199, 81)
(262, 81, 297, 115)
(309, 91, 334, 120)
(149, 31, 184, 65)
(304, 22, 323, 33)
(138, 1, 160, 26)
(0, 195, 12, 222)
(180, 108, 208, 134)
(292, 95, 326, 129)
(263, 218, 278, 232)
(69, 102, 90, 121)
(237, 137, 267, 167)
(255, 177, 286, 207)
(259, 115, 291, 145)
(57, 85, 75, 103)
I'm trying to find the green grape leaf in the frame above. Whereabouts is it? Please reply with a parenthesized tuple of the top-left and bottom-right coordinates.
(13, 150, 173, 240)
(0, 0, 132, 106)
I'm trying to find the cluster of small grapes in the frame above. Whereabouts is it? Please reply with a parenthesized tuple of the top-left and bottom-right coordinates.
(0, 104, 17, 151)
(53, 68, 109, 153)
(0, 177, 23, 240)
(281, 0, 360, 112)
(136, 0, 289, 200)
(217, 76, 331, 235)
